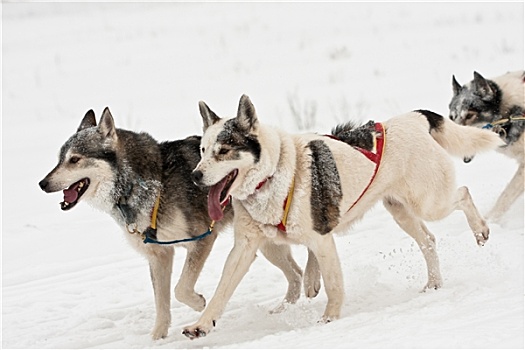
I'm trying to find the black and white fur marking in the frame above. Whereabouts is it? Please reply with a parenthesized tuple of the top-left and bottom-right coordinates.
(449, 70, 524, 220)
(39, 108, 312, 340)
(183, 94, 503, 339)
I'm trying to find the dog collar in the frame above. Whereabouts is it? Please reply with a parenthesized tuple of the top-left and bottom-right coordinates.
(255, 175, 273, 191)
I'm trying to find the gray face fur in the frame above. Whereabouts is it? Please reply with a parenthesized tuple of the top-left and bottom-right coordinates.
(448, 71, 502, 127)
(40, 108, 162, 224)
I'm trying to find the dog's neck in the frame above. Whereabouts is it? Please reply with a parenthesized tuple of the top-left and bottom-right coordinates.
(237, 125, 297, 226)
(492, 72, 525, 118)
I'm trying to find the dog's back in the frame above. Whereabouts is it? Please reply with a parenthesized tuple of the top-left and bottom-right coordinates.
(491, 71, 524, 115)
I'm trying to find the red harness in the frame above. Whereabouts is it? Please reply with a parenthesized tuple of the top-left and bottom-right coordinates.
(346, 122, 385, 212)
(257, 122, 386, 233)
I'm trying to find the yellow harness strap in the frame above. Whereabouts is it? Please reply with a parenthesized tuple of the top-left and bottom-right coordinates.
(150, 195, 161, 230)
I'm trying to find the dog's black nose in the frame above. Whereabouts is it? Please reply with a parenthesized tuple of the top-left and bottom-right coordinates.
(191, 170, 204, 186)
(39, 179, 49, 191)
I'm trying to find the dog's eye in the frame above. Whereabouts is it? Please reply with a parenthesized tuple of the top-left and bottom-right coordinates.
(201, 147, 205, 154)
(218, 148, 229, 155)
(69, 156, 81, 164)
(465, 111, 477, 120)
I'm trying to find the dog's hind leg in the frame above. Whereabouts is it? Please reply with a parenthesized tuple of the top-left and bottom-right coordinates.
(259, 241, 303, 313)
(175, 233, 218, 312)
(303, 248, 321, 298)
(147, 246, 174, 340)
(454, 186, 490, 246)
(383, 197, 443, 291)
(486, 164, 524, 221)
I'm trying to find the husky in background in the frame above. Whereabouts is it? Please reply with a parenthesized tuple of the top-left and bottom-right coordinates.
(38, 108, 313, 339)
(449, 70, 524, 221)
(182, 95, 503, 339)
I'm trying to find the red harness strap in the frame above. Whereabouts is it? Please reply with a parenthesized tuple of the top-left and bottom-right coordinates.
(346, 122, 385, 212)
(272, 122, 386, 233)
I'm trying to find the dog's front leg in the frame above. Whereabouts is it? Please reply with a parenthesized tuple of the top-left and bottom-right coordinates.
(175, 233, 218, 312)
(147, 246, 174, 340)
(308, 234, 344, 322)
(182, 220, 262, 339)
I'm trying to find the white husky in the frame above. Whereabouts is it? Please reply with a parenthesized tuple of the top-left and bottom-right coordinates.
(183, 95, 504, 339)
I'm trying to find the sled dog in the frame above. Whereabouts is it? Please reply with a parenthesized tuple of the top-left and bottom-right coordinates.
(38, 108, 312, 339)
(182, 94, 504, 339)
(449, 70, 524, 220)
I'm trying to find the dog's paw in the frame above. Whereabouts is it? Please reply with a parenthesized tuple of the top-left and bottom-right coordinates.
(269, 300, 290, 314)
(151, 324, 169, 340)
(304, 274, 321, 299)
(175, 288, 206, 312)
(318, 315, 337, 324)
(474, 227, 490, 246)
(182, 320, 215, 340)
(421, 280, 443, 292)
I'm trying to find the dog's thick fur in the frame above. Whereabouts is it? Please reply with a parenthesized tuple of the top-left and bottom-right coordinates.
(182, 95, 504, 339)
(38, 108, 311, 339)
(449, 70, 524, 221)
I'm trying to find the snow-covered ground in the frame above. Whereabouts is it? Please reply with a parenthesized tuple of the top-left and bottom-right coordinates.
(2, 2, 523, 349)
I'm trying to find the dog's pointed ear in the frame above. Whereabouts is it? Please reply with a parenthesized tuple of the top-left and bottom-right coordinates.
(452, 75, 462, 96)
(98, 107, 117, 140)
(472, 71, 494, 101)
(77, 109, 97, 132)
(236, 94, 258, 131)
(199, 101, 221, 132)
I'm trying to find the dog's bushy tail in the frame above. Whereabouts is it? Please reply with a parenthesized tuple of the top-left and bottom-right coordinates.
(416, 110, 505, 159)
(331, 120, 376, 151)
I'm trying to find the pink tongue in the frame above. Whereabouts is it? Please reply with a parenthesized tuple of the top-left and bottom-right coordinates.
(63, 184, 79, 203)
(208, 177, 228, 221)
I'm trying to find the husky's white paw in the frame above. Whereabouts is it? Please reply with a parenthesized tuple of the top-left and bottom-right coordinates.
(421, 280, 443, 292)
(182, 319, 215, 340)
(318, 314, 337, 324)
(474, 226, 490, 246)
(175, 288, 206, 312)
(151, 323, 169, 340)
(304, 271, 321, 298)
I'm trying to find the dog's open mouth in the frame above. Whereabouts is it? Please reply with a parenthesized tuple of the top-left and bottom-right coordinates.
(208, 169, 238, 221)
(60, 178, 90, 211)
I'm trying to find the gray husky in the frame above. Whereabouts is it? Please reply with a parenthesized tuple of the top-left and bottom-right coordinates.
(38, 108, 312, 339)
(182, 95, 503, 339)
(449, 70, 524, 220)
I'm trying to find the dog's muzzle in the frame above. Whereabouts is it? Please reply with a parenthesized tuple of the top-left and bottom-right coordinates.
(191, 170, 204, 187)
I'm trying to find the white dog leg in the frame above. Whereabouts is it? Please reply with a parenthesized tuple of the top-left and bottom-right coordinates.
(182, 230, 262, 339)
(383, 198, 443, 291)
(303, 248, 321, 298)
(259, 241, 303, 313)
(487, 164, 524, 221)
(147, 246, 174, 340)
(454, 186, 490, 246)
(308, 234, 344, 322)
(175, 233, 218, 312)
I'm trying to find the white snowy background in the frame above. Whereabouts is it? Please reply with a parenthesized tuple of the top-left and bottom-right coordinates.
(2, 2, 524, 349)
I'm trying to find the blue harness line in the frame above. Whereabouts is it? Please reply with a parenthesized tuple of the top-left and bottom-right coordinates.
(483, 115, 525, 130)
(131, 194, 225, 245)
(142, 225, 214, 245)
